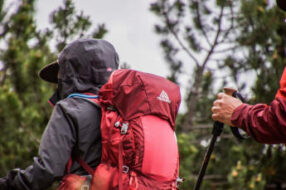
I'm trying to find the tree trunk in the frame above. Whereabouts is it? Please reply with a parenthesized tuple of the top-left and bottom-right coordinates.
(181, 66, 204, 132)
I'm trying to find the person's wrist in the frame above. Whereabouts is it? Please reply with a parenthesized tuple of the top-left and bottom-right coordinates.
(230, 103, 245, 127)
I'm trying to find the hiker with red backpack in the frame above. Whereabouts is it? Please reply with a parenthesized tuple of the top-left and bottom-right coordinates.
(0, 38, 182, 190)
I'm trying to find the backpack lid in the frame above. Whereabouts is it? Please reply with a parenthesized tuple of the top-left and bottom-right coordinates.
(99, 69, 181, 129)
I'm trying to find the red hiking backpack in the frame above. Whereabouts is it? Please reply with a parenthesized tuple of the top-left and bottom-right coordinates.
(58, 69, 182, 190)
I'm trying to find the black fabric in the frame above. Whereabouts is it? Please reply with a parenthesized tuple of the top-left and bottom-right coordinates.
(39, 62, 59, 83)
(39, 39, 119, 87)
(7, 98, 102, 190)
(0, 177, 8, 189)
(48, 88, 61, 106)
(58, 39, 119, 99)
(277, 0, 286, 11)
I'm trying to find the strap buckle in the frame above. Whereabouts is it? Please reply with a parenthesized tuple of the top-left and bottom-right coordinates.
(122, 165, 129, 173)
(121, 122, 129, 134)
(114, 121, 121, 128)
(107, 106, 116, 111)
(176, 177, 184, 187)
(81, 184, 90, 190)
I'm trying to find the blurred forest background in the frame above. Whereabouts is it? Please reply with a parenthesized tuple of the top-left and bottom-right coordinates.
(0, 0, 286, 189)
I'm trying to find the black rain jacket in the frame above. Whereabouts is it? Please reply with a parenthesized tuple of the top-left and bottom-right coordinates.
(3, 39, 119, 190)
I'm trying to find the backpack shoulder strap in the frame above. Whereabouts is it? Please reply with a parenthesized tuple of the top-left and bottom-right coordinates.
(65, 156, 94, 175)
(65, 93, 100, 175)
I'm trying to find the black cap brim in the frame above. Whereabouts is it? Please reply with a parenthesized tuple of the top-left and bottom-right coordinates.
(277, 0, 286, 11)
(39, 61, 59, 83)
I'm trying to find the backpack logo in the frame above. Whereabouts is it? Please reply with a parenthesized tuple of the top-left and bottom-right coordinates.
(157, 90, 171, 104)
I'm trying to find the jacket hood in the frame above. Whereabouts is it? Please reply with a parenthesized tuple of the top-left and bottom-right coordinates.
(57, 39, 119, 99)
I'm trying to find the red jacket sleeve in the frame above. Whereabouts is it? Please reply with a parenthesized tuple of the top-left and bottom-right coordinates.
(231, 67, 286, 144)
(231, 98, 286, 144)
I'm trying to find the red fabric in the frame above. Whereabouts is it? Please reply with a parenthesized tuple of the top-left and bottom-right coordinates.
(92, 69, 180, 189)
(90, 164, 129, 190)
(57, 174, 87, 190)
(231, 98, 286, 144)
(231, 68, 286, 144)
(276, 67, 286, 99)
(66, 157, 73, 174)
(64, 157, 94, 175)
(99, 69, 181, 129)
(76, 157, 94, 175)
(141, 115, 178, 181)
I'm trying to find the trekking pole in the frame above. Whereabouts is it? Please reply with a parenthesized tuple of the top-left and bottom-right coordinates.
(193, 121, 224, 190)
(193, 88, 246, 190)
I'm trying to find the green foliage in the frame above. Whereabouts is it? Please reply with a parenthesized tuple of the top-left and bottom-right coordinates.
(151, 0, 286, 189)
(231, 0, 286, 104)
(0, 0, 51, 174)
(50, 0, 107, 51)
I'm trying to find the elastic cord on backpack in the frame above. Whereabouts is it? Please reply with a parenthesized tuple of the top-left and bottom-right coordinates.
(67, 93, 98, 99)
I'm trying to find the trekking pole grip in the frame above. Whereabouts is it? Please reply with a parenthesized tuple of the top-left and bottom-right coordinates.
(223, 88, 248, 141)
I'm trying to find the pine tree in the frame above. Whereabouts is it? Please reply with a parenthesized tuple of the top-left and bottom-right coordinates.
(151, 0, 286, 189)
(150, 0, 240, 131)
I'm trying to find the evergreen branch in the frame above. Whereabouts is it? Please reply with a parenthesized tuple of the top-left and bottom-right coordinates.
(32, 81, 51, 119)
(162, 11, 200, 67)
(201, 5, 225, 69)
(0, 66, 7, 86)
(194, 0, 211, 47)
(21, 122, 41, 145)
